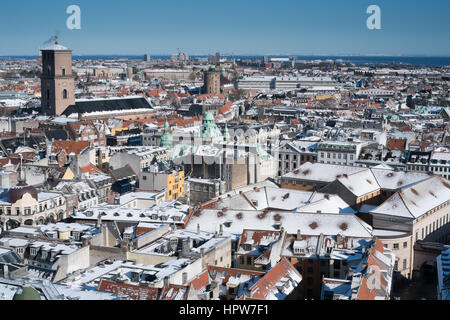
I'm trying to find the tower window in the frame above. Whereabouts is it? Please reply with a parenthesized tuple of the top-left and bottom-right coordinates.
(62, 89, 68, 99)
(62, 67, 66, 76)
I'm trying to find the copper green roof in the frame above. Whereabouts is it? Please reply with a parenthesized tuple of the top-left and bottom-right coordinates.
(13, 287, 41, 300)
(200, 112, 222, 139)
(160, 120, 173, 148)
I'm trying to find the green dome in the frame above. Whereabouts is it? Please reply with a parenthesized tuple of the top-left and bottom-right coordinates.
(209, 65, 215, 71)
(200, 112, 222, 139)
(13, 287, 41, 300)
(220, 67, 226, 76)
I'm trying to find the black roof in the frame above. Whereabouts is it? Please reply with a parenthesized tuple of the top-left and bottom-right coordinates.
(44, 129, 68, 141)
(0, 136, 47, 155)
(110, 164, 137, 181)
(63, 97, 153, 116)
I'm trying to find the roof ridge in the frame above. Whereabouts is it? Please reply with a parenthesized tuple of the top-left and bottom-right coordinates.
(396, 190, 415, 219)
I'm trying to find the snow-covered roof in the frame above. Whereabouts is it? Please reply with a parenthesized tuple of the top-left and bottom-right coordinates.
(283, 162, 366, 183)
(337, 169, 380, 197)
(369, 176, 450, 219)
(187, 210, 373, 238)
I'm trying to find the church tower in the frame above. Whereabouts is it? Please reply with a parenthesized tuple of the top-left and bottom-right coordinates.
(40, 36, 75, 116)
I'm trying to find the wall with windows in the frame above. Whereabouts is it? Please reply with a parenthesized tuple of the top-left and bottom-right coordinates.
(379, 235, 413, 278)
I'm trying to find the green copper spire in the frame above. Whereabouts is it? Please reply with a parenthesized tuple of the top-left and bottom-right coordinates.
(160, 120, 173, 148)
(223, 123, 230, 140)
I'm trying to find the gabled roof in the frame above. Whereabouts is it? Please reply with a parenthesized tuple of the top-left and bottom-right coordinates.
(109, 164, 137, 181)
(371, 168, 429, 191)
(238, 258, 301, 300)
(207, 265, 264, 285)
(51, 140, 90, 155)
(80, 163, 103, 175)
(283, 162, 367, 183)
(188, 269, 210, 292)
(370, 176, 450, 219)
(337, 169, 380, 197)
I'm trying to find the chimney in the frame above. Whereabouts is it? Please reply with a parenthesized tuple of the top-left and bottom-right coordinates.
(164, 276, 169, 287)
(297, 229, 301, 239)
(336, 233, 342, 245)
(97, 213, 102, 228)
(197, 223, 200, 235)
(200, 247, 205, 257)
(81, 235, 91, 247)
(3, 265, 9, 279)
(219, 224, 223, 236)
(181, 237, 191, 256)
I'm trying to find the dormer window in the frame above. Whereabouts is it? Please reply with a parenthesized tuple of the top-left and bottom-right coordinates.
(30, 247, 38, 256)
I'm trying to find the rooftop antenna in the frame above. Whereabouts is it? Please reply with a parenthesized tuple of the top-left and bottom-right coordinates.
(54, 30, 61, 44)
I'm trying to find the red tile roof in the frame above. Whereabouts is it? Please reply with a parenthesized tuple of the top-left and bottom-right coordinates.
(159, 284, 189, 300)
(80, 163, 103, 175)
(207, 265, 264, 285)
(188, 269, 210, 292)
(51, 140, 90, 155)
(238, 258, 301, 300)
(387, 138, 406, 151)
(238, 229, 281, 248)
(98, 279, 160, 300)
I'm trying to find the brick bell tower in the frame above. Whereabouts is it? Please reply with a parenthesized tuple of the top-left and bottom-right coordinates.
(40, 36, 75, 116)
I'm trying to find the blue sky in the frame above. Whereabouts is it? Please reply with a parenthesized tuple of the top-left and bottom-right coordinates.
(0, 0, 449, 56)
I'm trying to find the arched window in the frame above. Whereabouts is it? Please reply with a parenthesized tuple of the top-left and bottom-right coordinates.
(62, 89, 68, 99)
(61, 67, 66, 76)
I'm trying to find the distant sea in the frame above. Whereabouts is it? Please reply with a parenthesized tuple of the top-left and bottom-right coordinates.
(1, 55, 450, 67)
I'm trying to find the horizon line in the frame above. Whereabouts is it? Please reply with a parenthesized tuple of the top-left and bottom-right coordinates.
(2, 53, 450, 58)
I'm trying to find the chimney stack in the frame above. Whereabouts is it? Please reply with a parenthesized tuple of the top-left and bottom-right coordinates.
(3, 265, 9, 279)
(297, 229, 301, 239)
(197, 223, 200, 235)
